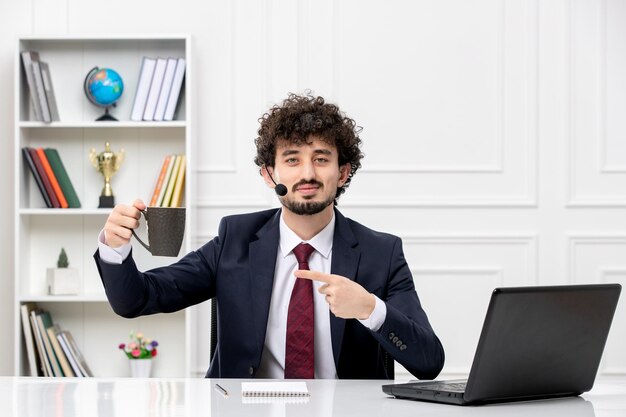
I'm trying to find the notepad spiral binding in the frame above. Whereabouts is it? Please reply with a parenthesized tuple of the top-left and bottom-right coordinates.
(242, 391, 310, 397)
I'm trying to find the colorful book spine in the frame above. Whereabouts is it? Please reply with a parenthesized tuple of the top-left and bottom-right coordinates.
(149, 154, 172, 206)
(30, 311, 51, 376)
(35, 312, 63, 377)
(156, 155, 176, 207)
(36, 147, 68, 208)
(57, 333, 83, 377)
(44, 148, 81, 208)
(47, 325, 75, 377)
(20, 302, 41, 376)
(62, 330, 93, 377)
(170, 155, 186, 207)
(28, 147, 60, 208)
(22, 147, 52, 208)
(161, 155, 182, 207)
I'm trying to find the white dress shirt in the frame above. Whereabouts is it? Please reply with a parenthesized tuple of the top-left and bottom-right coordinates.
(97, 211, 386, 379)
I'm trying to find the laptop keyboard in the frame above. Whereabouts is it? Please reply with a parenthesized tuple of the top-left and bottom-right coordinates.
(415, 381, 467, 393)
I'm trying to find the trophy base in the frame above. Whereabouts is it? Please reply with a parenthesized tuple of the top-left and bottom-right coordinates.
(99, 196, 115, 208)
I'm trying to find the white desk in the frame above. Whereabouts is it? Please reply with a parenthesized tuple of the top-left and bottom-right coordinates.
(2, 377, 626, 417)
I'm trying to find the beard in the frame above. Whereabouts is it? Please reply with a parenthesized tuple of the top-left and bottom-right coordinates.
(279, 181, 335, 215)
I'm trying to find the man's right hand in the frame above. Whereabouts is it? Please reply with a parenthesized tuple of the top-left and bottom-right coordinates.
(103, 199, 146, 248)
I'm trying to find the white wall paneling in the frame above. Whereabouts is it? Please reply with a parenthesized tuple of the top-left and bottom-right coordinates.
(2, 0, 626, 379)
(567, 0, 626, 206)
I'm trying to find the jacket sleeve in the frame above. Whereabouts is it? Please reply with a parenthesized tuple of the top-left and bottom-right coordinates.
(369, 237, 445, 379)
(93, 220, 226, 318)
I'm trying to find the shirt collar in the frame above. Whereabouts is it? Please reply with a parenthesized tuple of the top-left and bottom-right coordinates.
(279, 211, 335, 259)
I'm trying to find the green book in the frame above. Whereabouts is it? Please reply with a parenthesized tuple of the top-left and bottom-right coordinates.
(35, 311, 64, 377)
(44, 148, 81, 208)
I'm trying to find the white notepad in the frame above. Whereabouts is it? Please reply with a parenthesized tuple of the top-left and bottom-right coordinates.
(241, 381, 310, 397)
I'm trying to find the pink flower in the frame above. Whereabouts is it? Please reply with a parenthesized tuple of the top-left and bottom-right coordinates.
(131, 349, 141, 357)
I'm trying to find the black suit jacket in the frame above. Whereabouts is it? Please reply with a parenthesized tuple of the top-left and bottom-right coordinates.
(94, 208, 444, 379)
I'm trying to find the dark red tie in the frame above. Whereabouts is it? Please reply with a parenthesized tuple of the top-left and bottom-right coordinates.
(285, 243, 315, 379)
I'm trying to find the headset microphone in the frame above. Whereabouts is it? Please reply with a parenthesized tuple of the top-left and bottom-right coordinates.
(264, 166, 288, 197)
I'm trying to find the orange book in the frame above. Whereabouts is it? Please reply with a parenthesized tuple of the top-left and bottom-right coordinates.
(149, 155, 172, 206)
(36, 147, 68, 208)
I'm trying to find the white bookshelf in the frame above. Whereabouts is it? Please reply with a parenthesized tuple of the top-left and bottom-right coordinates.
(13, 35, 194, 377)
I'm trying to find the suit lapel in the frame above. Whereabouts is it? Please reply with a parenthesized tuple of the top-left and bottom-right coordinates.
(249, 210, 281, 359)
(330, 209, 360, 370)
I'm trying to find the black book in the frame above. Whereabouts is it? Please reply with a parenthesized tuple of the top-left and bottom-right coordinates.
(22, 147, 52, 208)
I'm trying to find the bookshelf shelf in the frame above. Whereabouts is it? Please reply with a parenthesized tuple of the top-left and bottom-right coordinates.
(19, 121, 187, 128)
(14, 35, 193, 378)
(19, 295, 109, 303)
(19, 208, 111, 215)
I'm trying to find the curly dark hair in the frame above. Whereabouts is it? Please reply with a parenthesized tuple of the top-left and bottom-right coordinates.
(254, 92, 363, 202)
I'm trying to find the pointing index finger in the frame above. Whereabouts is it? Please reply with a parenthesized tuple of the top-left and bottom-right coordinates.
(294, 269, 334, 284)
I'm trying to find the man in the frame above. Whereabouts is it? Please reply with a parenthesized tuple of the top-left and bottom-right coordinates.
(94, 93, 444, 379)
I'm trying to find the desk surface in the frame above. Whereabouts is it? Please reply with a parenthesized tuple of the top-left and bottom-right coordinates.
(2, 377, 626, 417)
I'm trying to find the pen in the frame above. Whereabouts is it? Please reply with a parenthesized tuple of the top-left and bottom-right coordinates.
(215, 383, 229, 397)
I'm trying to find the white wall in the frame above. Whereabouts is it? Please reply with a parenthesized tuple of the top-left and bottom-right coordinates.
(1, 0, 625, 378)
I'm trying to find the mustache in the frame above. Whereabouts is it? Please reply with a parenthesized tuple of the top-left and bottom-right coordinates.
(291, 180, 323, 192)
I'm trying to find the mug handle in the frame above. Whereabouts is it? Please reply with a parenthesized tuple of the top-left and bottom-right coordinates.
(131, 209, 151, 253)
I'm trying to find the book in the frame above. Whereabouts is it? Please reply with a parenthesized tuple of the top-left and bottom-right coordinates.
(29, 311, 51, 376)
(143, 57, 168, 120)
(170, 155, 186, 207)
(153, 58, 178, 121)
(35, 311, 64, 376)
(28, 147, 60, 208)
(61, 330, 93, 377)
(163, 58, 186, 121)
(47, 325, 75, 377)
(20, 51, 43, 121)
(22, 147, 52, 208)
(156, 155, 176, 206)
(36, 147, 68, 208)
(20, 303, 41, 376)
(44, 148, 81, 208)
(241, 381, 310, 397)
(39, 61, 60, 121)
(149, 154, 172, 206)
(29, 52, 52, 122)
(161, 154, 182, 207)
(130, 57, 157, 121)
(56, 332, 83, 377)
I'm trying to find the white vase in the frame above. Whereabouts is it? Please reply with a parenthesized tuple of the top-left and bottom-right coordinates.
(129, 359, 152, 378)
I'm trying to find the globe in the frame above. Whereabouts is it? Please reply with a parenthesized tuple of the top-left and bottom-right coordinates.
(83, 67, 124, 121)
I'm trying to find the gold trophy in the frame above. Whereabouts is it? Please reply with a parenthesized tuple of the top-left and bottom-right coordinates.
(89, 141, 125, 208)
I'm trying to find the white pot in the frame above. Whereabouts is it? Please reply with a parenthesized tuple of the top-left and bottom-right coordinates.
(129, 359, 153, 378)
(46, 268, 80, 295)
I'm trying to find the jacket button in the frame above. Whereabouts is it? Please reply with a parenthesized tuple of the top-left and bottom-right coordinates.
(392, 336, 399, 343)
(388, 332, 395, 340)
(400, 344, 407, 351)
(396, 340, 403, 347)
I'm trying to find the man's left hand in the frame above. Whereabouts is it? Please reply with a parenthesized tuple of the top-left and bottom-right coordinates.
(294, 270, 376, 320)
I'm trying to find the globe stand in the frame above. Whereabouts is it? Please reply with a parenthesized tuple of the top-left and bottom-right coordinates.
(96, 107, 118, 122)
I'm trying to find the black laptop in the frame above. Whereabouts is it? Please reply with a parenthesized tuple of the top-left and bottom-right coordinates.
(382, 284, 621, 405)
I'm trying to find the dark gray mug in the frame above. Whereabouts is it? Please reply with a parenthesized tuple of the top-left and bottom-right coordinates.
(131, 207, 186, 257)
